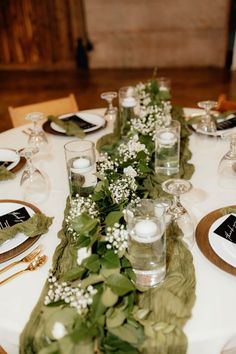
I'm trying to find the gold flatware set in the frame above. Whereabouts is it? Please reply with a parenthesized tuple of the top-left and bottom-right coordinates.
(0, 245, 47, 286)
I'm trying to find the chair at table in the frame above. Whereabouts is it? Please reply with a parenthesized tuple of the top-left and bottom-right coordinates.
(8, 93, 79, 127)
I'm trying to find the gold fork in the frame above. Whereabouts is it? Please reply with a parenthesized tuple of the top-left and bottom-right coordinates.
(0, 255, 47, 286)
(0, 244, 43, 274)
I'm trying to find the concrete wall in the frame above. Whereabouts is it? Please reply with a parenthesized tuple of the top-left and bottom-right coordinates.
(85, 0, 231, 68)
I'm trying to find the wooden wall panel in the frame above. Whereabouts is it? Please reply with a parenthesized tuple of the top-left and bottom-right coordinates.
(85, 0, 231, 68)
(0, 0, 85, 70)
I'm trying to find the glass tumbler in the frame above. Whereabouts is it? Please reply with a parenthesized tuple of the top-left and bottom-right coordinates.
(155, 120, 181, 176)
(119, 86, 139, 135)
(126, 199, 166, 290)
(64, 140, 97, 199)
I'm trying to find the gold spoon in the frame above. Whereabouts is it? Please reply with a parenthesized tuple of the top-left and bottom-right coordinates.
(0, 255, 47, 286)
(0, 244, 43, 274)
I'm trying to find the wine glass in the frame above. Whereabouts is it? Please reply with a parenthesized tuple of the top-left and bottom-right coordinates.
(197, 100, 217, 133)
(218, 131, 236, 189)
(100, 91, 118, 121)
(162, 178, 195, 249)
(25, 112, 49, 154)
(19, 147, 49, 204)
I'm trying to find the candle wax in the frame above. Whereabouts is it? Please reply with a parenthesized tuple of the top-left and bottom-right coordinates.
(122, 97, 137, 108)
(159, 131, 176, 145)
(135, 219, 158, 238)
(73, 157, 90, 169)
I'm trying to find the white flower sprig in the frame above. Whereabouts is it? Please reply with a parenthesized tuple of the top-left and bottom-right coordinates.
(105, 223, 128, 254)
(108, 175, 138, 204)
(117, 134, 149, 163)
(65, 195, 99, 240)
(97, 152, 119, 178)
(44, 272, 97, 316)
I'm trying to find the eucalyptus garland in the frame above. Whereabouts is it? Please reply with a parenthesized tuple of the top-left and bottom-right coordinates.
(20, 80, 196, 354)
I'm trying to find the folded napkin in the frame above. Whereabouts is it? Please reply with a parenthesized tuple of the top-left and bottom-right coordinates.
(216, 94, 236, 113)
(0, 166, 15, 181)
(0, 213, 53, 246)
(220, 207, 236, 216)
(48, 115, 85, 138)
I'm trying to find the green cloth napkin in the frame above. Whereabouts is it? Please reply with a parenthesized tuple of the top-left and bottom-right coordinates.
(220, 207, 236, 216)
(48, 115, 85, 138)
(0, 213, 53, 246)
(0, 166, 15, 181)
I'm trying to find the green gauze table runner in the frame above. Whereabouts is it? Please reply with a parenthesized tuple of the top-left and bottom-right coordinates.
(20, 82, 196, 354)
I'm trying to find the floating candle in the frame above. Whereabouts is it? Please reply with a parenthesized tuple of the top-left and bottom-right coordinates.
(73, 157, 90, 170)
(158, 131, 176, 145)
(122, 97, 137, 108)
(134, 219, 158, 242)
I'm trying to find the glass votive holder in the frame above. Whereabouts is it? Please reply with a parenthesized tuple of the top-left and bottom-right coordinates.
(118, 86, 139, 135)
(126, 199, 166, 290)
(156, 77, 171, 92)
(64, 140, 97, 199)
(155, 120, 181, 176)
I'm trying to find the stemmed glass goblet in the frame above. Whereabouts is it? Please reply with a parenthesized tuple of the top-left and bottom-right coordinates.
(25, 112, 49, 153)
(100, 91, 118, 121)
(19, 147, 49, 204)
(197, 100, 217, 133)
(162, 178, 194, 249)
(218, 131, 236, 189)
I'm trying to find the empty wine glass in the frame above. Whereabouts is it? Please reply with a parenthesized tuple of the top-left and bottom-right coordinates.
(218, 131, 236, 189)
(25, 112, 49, 154)
(197, 100, 217, 133)
(100, 91, 118, 121)
(19, 147, 49, 204)
(162, 178, 194, 249)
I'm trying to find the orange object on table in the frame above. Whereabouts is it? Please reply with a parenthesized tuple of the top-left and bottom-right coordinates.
(216, 94, 236, 112)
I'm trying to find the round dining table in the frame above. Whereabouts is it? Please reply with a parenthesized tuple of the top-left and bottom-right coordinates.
(0, 108, 236, 354)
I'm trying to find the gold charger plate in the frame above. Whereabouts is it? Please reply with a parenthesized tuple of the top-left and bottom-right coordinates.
(195, 205, 236, 276)
(0, 199, 41, 263)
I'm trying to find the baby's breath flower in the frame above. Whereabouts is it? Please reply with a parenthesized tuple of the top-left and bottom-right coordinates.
(108, 176, 137, 204)
(105, 223, 128, 253)
(97, 152, 119, 177)
(44, 272, 97, 316)
(65, 195, 99, 240)
(123, 166, 137, 178)
(117, 134, 148, 162)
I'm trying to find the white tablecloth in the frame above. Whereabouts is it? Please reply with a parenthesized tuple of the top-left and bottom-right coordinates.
(0, 108, 235, 354)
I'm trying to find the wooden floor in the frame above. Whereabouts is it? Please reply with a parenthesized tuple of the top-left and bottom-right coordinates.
(1, 67, 236, 132)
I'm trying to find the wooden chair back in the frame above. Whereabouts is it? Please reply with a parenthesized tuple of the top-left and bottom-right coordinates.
(8, 93, 79, 127)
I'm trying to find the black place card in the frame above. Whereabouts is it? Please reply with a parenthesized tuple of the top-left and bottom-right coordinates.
(214, 214, 236, 243)
(0, 161, 12, 168)
(216, 116, 236, 131)
(0, 207, 31, 229)
(63, 115, 96, 130)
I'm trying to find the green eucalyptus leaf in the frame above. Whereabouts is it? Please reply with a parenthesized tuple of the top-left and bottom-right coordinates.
(37, 342, 59, 354)
(101, 250, 120, 269)
(105, 210, 123, 227)
(61, 266, 85, 281)
(101, 286, 118, 307)
(109, 323, 143, 345)
(106, 307, 127, 329)
(106, 274, 135, 296)
(100, 267, 121, 278)
(76, 234, 91, 248)
(101, 332, 139, 353)
(83, 254, 100, 273)
(89, 286, 107, 321)
(71, 214, 98, 235)
(80, 274, 104, 288)
(59, 336, 94, 354)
